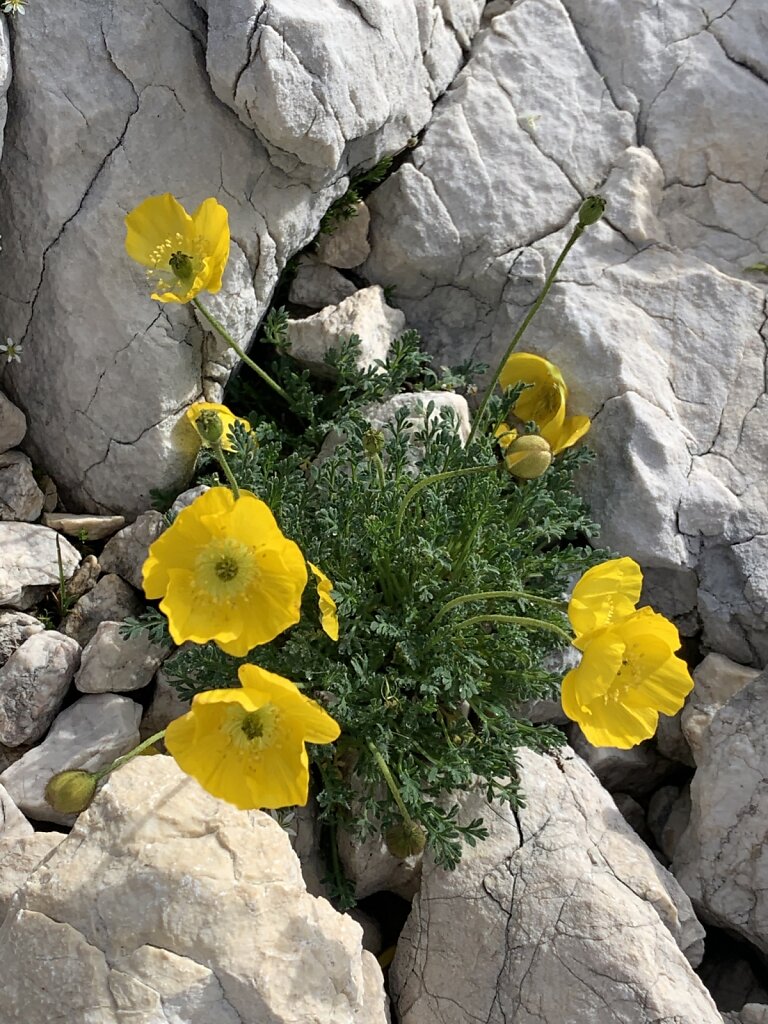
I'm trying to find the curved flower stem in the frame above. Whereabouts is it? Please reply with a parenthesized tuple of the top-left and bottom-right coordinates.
(212, 443, 240, 500)
(454, 612, 573, 645)
(367, 741, 417, 829)
(193, 298, 292, 406)
(94, 729, 167, 782)
(433, 590, 567, 626)
(467, 222, 586, 447)
(394, 464, 498, 542)
(372, 453, 386, 489)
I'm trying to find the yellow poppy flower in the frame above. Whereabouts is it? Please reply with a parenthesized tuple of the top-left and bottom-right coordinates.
(165, 664, 340, 809)
(142, 487, 307, 656)
(125, 193, 230, 304)
(309, 562, 340, 641)
(184, 402, 251, 453)
(568, 557, 643, 649)
(561, 607, 693, 748)
(498, 352, 590, 454)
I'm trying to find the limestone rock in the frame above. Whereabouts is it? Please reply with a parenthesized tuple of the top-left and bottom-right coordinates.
(63, 553, 101, 604)
(61, 573, 144, 648)
(568, 727, 675, 798)
(0, 631, 81, 747)
(682, 653, 761, 763)
(674, 668, 768, 953)
(75, 620, 169, 694)
(99, 511, 165, 590)
(0, 693, 141, 826)
(0, 611, 43, 669)
(0, 833, 65, 921)
(0, 392, 25, 455)
(743, 1006, 768, 1024)
(0, 523, 80, 610)
(140, 672, 188, 741)
(0, 757, 389, 1023)
(169, 484, 209, 517)
(286, 286, 406, 378)
(315, 203, 371, 269)
(0, 783, 33, 840)
(648, 784, 691, 863)
(391, 749, 715, 1023)
(42, 512, 126, 541)
(338, 827, 423, 901)
(288, 258, 358, 310)
(0, 451, 44, 522)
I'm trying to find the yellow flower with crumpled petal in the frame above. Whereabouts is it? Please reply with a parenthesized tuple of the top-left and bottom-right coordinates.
(184, 402, 251, 453)
(499, 352, 590, 454)
(561, 606, 693, 748)
(309, 562, 339, 641)
(142, 487, 307, 656)
(125, 193, 230, 304)
(568, 556, 643, 649)
(165, 664, 340, 809)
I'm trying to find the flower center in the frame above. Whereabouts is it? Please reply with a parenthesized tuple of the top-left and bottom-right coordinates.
(226, 703, 280, 755)
(169, 250, 194, 283)
(146, 231, 207, 297)
(194, 537, 258, 604)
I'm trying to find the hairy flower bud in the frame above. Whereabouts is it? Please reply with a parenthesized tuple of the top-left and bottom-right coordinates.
(193, 409, 225, 447)
(578, 195, 606, 227)
(44, 770, 99, 814)
(362, 429, 386, 457)
(385, 820, 427, 859)
(503, 434, 552, 480)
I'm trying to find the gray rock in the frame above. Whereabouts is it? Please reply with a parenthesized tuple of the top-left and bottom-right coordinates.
(0, 611, 44, 669)
(0, 451, 44, 522)
(63, 554, 101, 604)
(139, 669, 188, 742)
(76, 621, 169, 694)
(315, 202, 371, 268)
(169, 484, 209, 518)
(42, 512, 126, 541)
(0, 393, 25, 456)
(682, 653, 761, 764)
(0, 523, 80, 610)
(61, 573, 144, 648)
(338, 827, 423, 901)
(568, 726, 675, 798)
(742, 1006, 768, 1024)
(99, 511, 166, 590)
(391, 749, 715, 1023)
(0, 833, 66, 921)
(0, 693, 142, 826)
(286, 286, 405, 378)
(648, 784, 691, 863)
(0, 783, 33, 840)
(0, 631, 81, 747)
(288, 258, 358, 310)
(612, 792, 654, 848)
(38, 474, 58, 514)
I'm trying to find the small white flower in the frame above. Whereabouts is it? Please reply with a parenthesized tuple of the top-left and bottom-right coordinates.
(0, 338, 23, 363)
(2, 0, 27, 13)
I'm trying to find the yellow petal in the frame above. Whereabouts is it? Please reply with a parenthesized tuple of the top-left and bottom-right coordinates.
(191, 197, 230, 295)
(499, 352, 567, 429)
(125, 194, 192, 268)
(494, 422, 518, 451)
(568, 557, 643, 639)
(309, 562, 340, 641)
(184, 402, 251, 452)
(542, 413, 591, 454)
(239, 665, 341, 744)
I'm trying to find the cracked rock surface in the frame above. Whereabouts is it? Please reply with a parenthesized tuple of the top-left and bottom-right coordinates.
(0, 756, 389, 1024)
(364, 0, 768, 665)
(391, 748, 718, 1024)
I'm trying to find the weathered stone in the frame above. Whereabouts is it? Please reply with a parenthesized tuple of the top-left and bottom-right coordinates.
(76, 620, 169, 694)
(675, 668, 768, 953)
(63, 554, 100, 604)
(0, 631, 81, 747)
(742, 1005, 768, 1024)
(338, 827, 423, 901)
(61, 573, 144, 648)
(682, 653, 761, 764)
(37, 474, 58, 513)
(99, 511, 165, 590)
(0, 757, 389, 1023)
(648, 784, 691, 863)
(0, 783, 33, 840)
(315, 202, 371, 268)
(568, 727, 675, 798)
(0, 451, 44, 522)
(0, 392, 25, 455)
(391, 749, 715, 1024)
(0, 523, 80, 610)
(288, 257, 358, 310)
(286, 285, 406, 378)
(42, 512, 126, 541)
(169, 484, 209, 517)
(0, 833, 65, 921)
(612, 792, 654, 848)
(0, 611, 43, 669)
(0, 693, 141, 826)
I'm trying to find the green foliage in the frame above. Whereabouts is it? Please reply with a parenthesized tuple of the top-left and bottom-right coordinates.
(319, 154, 394, 234)
(152, 329, 601, 873)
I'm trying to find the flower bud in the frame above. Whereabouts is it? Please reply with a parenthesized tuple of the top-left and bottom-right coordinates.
(193, 409, 225, 447)
(385, 820, 427, 859)
(578, 195, 606, 227)
(362, 429, 385, 457)
(44, 770, 98, 814)
(503, 434, 552, 480)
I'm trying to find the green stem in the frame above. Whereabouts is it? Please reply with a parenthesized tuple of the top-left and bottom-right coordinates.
(367, 741, 416, 827)
(212, 444, 240, 500)
(95, 730, 167, 782)
(394, 464, 498, 542)
(193, 298, 292, 406)
(467, 222, 585, 446)
(455, 613, 573, 645)
(433, 590, 567, 625)
(372, 453, 386, 489)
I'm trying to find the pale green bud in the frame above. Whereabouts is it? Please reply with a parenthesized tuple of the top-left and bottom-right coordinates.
(578, 195, 606, 227)
(193, 409, 225, 446)
(504, 434, 552, 480)
(385, 821, 427, 859)
(44, 770, 98, 814)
